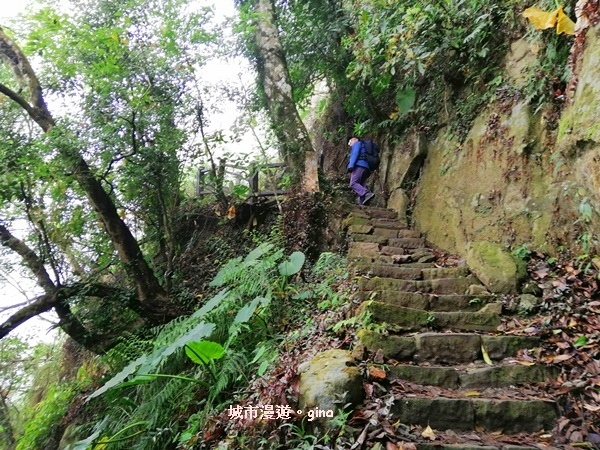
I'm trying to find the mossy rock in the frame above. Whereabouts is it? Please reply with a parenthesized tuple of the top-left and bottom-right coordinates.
(466, 241, 522, 294)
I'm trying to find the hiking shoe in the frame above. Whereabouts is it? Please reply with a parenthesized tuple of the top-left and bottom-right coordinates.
(361, 192, 375, 205)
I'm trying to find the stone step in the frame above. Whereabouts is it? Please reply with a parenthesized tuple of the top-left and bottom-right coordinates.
(350, 255, 415, 265)
(380, 245, 405, 256)
(421, 266, 471, 279)
(388, 237, 426, 249)
(387, 364, 557, 389)
(372, 227, 402, 238)
(416, 445, 539, 450)
(397, 229, 422, 238)
(391, 397, 557, 433)
(371, 218, 408, 229)
(357, 330, 540, 364)
(348, 224, 373, 234)
(352, 206, 398, 219)
(353, 264, 423, 280)
(342, 213, 370, 228)
(349, 234, 388, 244)
(361, 301, 501, 332)
(352, 260, 436, 269)
(355, 291, 492, 312)
(347, 242, 382, 259)
(355, 264, 472, 281)
(359, 276, 482, 295)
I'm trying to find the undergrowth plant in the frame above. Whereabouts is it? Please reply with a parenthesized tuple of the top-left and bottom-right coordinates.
(343, 0, 517, 135)
(68, 243, 306, 450)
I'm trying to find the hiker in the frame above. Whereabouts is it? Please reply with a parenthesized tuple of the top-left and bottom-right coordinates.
(347, 137, 375, 205)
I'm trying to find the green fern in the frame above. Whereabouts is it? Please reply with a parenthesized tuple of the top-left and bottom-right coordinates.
(74, 244, 301, 450)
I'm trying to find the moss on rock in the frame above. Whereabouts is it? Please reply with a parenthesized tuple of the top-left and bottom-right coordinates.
(466, 241, 521, 294)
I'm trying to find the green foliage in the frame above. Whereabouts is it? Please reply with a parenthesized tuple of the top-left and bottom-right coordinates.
(16, 384, 76, 450)
(296, 252, 349, 310)
(185, 340, 225, 365)
(512, 243, 532, 261)
(342, 0, 516, 134)
(521, 18, 572, 112)
(0, 0, 230, 314)
(278, 251, 306, 276)
(273, 0, 353, 106)
(73, 243, 306, 450)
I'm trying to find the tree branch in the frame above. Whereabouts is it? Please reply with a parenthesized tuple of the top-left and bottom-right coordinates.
(0, 293, 57, 339)
(0, 27, 55, 132)
(0, 221, 56, 292)
(0, 283, 137, 352)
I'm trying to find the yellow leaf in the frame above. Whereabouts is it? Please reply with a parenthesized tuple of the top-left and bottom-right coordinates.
(515, 360, 536, 366)
(422, 425, 436, 440)
(522, 6, 575, 35)
(465, 391, 481, 397)
(481, 345, 493, 366)
(522, 7, 555, 30)
(556, 6, 575, 35)
(227, 205, 236, 220)
(545, 8, 561, 28)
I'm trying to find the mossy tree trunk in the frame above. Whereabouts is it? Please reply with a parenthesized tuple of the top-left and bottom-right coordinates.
(252, 0, 319, 192)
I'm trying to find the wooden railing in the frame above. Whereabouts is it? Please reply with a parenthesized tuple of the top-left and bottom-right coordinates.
(195, 162, 289, 200)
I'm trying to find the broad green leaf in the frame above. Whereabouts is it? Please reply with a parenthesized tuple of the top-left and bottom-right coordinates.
(87, 355, 147, 401)
(258, 360, 269, 376)
(233, 297, 261, 325)
(396, 88, 416, 114)
(191, 289, 230, 318)
(251, 344, 268, 364)
(138, 322, 215, 375)
(69, 418, 109, 450)
(278, 251, 305, 276)
(185, 340, 225, 365)
(245, 242, 274, 263)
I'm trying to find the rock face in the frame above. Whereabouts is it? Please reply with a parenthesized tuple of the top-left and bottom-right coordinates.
(378, 25, 600, 259)
(297, 349, 363, 426)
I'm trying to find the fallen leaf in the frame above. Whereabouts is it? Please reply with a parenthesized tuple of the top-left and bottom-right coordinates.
(368, 366, 387, 381)
(550, 353, 574, 363)
(481, 345, 494, 366)
(397, 443, 417, 450)
(227, 205, 236, 220)
(422, 425, 436, 440)
(515, 361, 536, 366)
(465, 391, 481, 397)
(573, 336, 588, 348)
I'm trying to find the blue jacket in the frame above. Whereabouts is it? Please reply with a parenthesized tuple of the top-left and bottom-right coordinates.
(347, 141, 370, 171)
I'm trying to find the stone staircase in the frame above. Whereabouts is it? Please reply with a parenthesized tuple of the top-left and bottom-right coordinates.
(345, 206, 558, 449)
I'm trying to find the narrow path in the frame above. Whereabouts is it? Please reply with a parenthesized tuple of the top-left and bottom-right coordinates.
(345, 206, 558, 449)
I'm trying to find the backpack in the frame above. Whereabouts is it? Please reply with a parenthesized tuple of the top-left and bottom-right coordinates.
(358, 139, 380, 171)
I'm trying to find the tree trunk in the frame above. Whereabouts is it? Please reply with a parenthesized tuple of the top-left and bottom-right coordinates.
(0, 27, 171, 322)
(252, 0, 319, 192)
(0, 394, 15, 450)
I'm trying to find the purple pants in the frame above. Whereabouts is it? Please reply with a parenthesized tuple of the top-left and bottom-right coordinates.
(349, 166, 370, 197)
